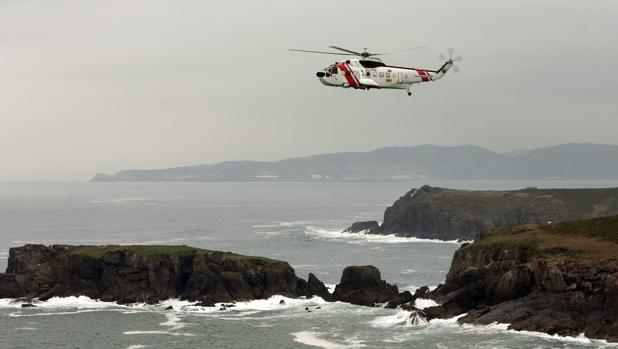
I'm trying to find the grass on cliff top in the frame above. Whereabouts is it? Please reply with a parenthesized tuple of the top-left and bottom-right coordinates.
(68, 245, 205, 257)
(542, 215, 618, 244)
(473, 215, 618, 260)
(65, 245, 287, 265)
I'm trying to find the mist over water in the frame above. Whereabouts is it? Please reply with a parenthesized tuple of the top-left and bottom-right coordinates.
(2, 181, 618, 348)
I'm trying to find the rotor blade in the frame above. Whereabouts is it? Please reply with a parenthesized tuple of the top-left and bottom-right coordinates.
(452, 55, 462, 62)
(375, 46, 427, 55)
(289, 49, 355, 56)
(329, 46, 362, 55)
(448, 48, 455, 56)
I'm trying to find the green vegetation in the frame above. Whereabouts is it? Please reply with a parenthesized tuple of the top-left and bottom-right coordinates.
(64, 245, 287, 267)
(67, 245, 207, 258)
(470, 215, 618, 260)
(542, 215, 618, 244)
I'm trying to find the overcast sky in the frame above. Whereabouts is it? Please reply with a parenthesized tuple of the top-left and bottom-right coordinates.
(1, 0, 617, 181)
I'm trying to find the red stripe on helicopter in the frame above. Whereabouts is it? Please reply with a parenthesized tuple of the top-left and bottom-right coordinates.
(416, 69, 430, 82)
(337, 62, 359, 88)
(347, 63, 362, 86)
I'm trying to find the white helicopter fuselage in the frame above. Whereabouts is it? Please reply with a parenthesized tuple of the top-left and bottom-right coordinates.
(316, 58, 453, 94)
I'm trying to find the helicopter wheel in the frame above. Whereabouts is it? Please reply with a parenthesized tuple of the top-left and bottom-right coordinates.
(407, 91, 412, 96)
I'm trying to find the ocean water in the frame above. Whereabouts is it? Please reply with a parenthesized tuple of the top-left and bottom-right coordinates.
(1, 181, 618, 349)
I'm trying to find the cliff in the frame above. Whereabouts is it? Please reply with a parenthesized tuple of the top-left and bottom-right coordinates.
(423, 215, 618, 342)
(344, 186, 618, 240)
(0, 245, 412, 309)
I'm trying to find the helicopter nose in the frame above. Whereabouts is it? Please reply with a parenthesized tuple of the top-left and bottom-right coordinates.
(316, 71, 325, 78)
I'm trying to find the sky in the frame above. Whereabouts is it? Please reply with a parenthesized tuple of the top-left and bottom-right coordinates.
(1, 0, 617, 181)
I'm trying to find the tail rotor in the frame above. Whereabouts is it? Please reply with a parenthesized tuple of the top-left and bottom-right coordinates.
(439, 48, 462, 73)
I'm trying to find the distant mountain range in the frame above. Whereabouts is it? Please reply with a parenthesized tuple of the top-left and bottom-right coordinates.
(91, 143, 618, 182)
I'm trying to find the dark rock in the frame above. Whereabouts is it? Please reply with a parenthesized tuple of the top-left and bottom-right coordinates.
(306, 273, 333, 301)
(424, 217, 618, 342)
(333, 266, 404, 307)
(343, 221, 379, 234)
(413, 286, 430, 298)
(0, 244, 414, 313)
(21, 303, 36, 308)
(0, 245, 310, 305)
(164, 305, 173, 310)
(343, 186, 618, 241)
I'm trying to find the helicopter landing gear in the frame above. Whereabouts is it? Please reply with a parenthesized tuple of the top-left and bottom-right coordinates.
(407, 91, 412, 96)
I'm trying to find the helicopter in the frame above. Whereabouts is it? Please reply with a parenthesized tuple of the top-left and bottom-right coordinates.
(289, 46, 461, 96)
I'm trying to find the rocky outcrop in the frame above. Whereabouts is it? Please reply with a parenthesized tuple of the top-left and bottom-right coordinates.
(424, 216, 618, 342)
(344, 185, 618, 240)
(0, 245, 319, 305)
(343, 221, 379, 234)
(0, 245, 410, 309)
(332, 265, 412, 307)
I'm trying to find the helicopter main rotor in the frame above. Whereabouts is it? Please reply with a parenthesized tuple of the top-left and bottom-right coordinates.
(289, 45, 426, 59)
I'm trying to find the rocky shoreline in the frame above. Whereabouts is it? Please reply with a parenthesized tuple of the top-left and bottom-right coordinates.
(423, 215, 618, 342)
(3, 214, 618, 344)
(0, 244, 413, 309)
(344, 185, 618, 241)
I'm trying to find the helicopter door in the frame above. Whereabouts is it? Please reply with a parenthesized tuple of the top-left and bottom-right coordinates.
(397, 72, 404, 84)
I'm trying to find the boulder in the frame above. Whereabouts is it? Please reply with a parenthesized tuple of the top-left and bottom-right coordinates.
(333, 266, 400, 306)
(306, 273, 333, 301)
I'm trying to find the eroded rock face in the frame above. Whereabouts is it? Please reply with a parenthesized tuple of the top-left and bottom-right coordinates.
(425, 242, 618, 342)
(343, 221, 380, 234)
(0, 245, 316, 304)
(344, 186, 618, 240)
(332, 265, 410, 307)
(0, 245, 411, 312)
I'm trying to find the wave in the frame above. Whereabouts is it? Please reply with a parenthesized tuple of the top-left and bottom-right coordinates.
(90, 197, 147, 204)
(414, 298, 439, 309)
(122, 330, 195, 337)
(369, 310, 423, 328)
(428, 314, 618, 346)
(0, 295, 330, 316)
(304, 226, 468, 244)
(291, 331, 366, 349)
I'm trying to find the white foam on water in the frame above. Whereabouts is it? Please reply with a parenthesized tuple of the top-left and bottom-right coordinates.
(159, 313, 185, 331)
(1, 295, 330, 317)
(428, 313, 467, 325)
(36, 296, 121, 309)
(291, 331, 365, 349)
(1, 296, 124, 312)
(126, 345, 148, 349)
(122, 330, 194, 337)
(252, 224, 280, 228)
(304, 226, 469, 244)
(498, 325, 618, 346)
(368, 310, 413, 328)
(428, 314, 618, 346)
(90, 197, 147, 204)
(253, 231, 285, 237)
(400, 268, 417, 274)
(369, 309, 429, 328)
(414, 298, 439, 309)
(213, 295, 329, 313)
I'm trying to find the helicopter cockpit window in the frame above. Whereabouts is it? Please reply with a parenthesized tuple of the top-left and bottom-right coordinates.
(359, 60, 386, 68)
(329, 65, 338, 74)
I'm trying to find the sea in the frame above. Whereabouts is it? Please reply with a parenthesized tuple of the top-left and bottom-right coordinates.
(1, 180, 618, 349)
